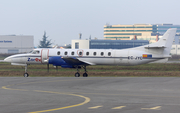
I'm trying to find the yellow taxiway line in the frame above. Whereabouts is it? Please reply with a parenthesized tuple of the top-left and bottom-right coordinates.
(88, 106, 103, 109)
(141, 106, 161, 110)
(112, 106, 126, 109)
(1, 80, 91, 113)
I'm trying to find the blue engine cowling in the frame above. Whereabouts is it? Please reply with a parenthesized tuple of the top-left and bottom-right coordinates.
(49, 56, 66, 66)
(48, 56, 78, 68)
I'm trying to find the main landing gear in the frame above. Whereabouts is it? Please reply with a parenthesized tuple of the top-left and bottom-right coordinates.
(23, 64, 88, 78)
(74, 66, 88, 77)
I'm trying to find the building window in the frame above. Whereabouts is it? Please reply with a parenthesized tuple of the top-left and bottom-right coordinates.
(8, 49, 19, 54)
(64, 51, 68, 55)
(93, 52, 96, 56)
(86, 52, 89, 56)
(57, 51, 60, 55)
(101, 52, 104, 56)
(108, 52, 111, 56)
(71, 51, 74, 55)
(75, 42, 79, 49)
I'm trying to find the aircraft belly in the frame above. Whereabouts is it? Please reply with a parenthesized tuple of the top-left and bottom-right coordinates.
(82, 58, 115, 65)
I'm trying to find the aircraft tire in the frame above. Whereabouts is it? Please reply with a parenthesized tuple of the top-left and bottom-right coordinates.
(83, 73, 88, 77)
(24, 73, 29, 77)
(75, 72, 80, 77)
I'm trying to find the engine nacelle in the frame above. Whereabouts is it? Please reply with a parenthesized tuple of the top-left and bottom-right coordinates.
(48, 56, 79, 68)
(48, 56, 67, 66)
(61, 65, 81, 68)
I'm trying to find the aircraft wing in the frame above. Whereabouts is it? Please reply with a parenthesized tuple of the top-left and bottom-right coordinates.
(62, 57, 94, 66)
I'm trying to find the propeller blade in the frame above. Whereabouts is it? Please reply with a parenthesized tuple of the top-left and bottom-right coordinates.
(47, 64, 49, 72)
(56, 66, 58, 71)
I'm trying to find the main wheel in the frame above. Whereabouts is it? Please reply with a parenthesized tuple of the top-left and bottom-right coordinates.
(83, 73, 88, 77)
(24, 73, 29, 77)
(75, 72, 80, 77)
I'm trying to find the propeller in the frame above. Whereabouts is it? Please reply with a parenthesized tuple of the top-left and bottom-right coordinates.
(47, 63, 49, 72)
(56, 66, 58, 71)
(43, 59, 49, 72)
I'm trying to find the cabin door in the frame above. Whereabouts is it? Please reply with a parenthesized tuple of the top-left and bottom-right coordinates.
(41, 49, 49, 63)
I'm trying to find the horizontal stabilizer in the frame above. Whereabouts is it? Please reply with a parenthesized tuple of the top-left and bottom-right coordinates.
(162, 55, 171, 58)
(144, 45, 166, 49)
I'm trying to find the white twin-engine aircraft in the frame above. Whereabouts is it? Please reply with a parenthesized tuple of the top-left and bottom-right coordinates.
(3, 28, 177, 77)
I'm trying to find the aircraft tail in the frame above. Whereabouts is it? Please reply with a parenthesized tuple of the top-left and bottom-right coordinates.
(138, 28, 177, 56)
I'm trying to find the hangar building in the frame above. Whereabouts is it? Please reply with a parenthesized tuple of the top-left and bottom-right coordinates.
(0, 35, 34, 54)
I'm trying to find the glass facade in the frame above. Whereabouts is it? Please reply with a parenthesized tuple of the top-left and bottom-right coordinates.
(89, 40, 149, 49)
(104, 24, 153, 41)
(104, 24, 180, 44)
(154, 24, 180, 44)
(75, 42, 79, 49)
(104, 33, 142, 35)
(104, 26, 152, 28)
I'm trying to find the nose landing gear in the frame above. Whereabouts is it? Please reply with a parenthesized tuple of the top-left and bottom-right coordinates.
(24, 65, 29, 77)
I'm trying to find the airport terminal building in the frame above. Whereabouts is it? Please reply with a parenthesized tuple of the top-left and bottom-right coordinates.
(104, 23, 180, 44)
(0, 35, 34, 54)
(71, 39, 149, 49)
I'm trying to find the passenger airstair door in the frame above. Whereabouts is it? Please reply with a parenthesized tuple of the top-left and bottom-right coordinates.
(41, 49, 49, 63)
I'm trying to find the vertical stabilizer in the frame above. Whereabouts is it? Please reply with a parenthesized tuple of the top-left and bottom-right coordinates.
(144, 28, 177, 55)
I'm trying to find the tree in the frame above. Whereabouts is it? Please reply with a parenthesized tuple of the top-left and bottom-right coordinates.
(38, 31, 52, 48)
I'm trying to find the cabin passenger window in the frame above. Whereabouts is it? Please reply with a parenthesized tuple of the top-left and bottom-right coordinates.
(86, 52, 89, 56)
(71, 51, 74, 55)
(57, 51, 60, 55)
(64, 51, 68, 55)
(93, 52, 96, 56)
(101, 52, 104, 56)
(108, 52, 111, 56)
(79, 52, 82, 55)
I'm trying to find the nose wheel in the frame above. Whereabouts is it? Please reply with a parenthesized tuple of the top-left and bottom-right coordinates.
(24, 73, 29, 77)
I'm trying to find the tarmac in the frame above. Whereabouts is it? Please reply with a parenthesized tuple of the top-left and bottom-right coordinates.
(1, 77, 180, 113)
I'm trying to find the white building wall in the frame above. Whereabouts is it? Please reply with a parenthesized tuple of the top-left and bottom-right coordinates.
(170, 44, 180, 55)
(0, 35, 34, 53)
(71, 40, 89, 49)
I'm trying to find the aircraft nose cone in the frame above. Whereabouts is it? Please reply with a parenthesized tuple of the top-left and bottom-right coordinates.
(4, 57, 12, 62)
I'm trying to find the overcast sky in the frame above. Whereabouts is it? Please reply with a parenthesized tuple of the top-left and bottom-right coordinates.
(0, 0, 180, 46)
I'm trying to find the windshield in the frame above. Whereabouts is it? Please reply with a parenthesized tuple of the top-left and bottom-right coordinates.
(29, 50, 40, 54)
(29, 50, 33, 53)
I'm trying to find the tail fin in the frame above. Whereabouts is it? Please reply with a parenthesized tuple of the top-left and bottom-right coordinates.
(144, 28, 177, 56)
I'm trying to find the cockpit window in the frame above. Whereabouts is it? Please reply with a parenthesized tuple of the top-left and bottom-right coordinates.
(29, 51, 33, 53)
(32, 50, 40, 54)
